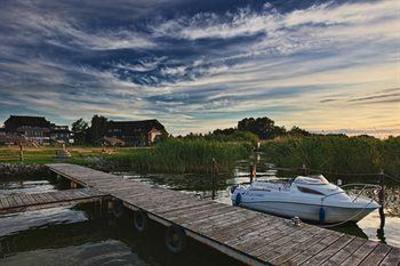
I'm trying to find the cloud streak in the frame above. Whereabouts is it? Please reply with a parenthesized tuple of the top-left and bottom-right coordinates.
(0, 0, 399, 136)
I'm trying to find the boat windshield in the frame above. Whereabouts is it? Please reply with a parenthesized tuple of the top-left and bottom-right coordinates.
(294, 175, 329, 185)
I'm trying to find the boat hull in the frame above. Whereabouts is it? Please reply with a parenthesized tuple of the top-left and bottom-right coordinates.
(236, 200, 377, 224)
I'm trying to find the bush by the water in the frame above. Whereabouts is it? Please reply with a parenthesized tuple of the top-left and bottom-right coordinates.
(99, 139, 252, 174)
(260, 135, 400, 179)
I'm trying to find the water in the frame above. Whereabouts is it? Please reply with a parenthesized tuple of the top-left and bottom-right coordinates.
(0, 178, 244, 266)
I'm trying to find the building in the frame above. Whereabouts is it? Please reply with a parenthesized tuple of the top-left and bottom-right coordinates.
(2, 115, 72, 145)
(106, 119, 167, 146)
(50, 125, 74, 144)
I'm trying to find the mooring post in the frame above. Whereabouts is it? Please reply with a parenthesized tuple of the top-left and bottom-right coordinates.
(378, 169, 385, 229)
(19, 143, 24, 163)
(300, 164, 308, 176)
(250, 163, 256, 184)
(211, 158, 217, 200)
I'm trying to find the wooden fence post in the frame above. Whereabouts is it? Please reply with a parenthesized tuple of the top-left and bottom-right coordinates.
(300, 164, 308, 176)
(211, 158, 217, 200)
(19, 143, 24, 163)
(249, 163, 256, 184)
(378, 169, 385, 229)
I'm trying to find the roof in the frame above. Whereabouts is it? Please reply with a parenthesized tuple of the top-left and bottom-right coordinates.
(107, 119, 167, 133)
(4, 115, 52, 129)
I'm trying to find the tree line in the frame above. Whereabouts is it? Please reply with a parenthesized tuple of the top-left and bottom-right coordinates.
(178, 116, 312, 144)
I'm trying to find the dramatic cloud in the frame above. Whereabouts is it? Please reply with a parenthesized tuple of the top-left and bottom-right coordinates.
(0, 0, 399, 136)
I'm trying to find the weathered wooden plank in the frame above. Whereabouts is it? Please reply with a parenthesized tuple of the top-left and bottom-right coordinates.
(231, 221, 299, 252)
(341, 240, 379, 266)
(0, 189, 107, 214)
(289, 231, 344, 265)
(24, 193, 36, 205)
(7, 194, 19, 207)
(206, 215, 269, 243)
(13, 194, 24, 206)
(252, 223, 320, 259)
(0, 197, 9, 208)
(301, 234, 355, 265)
(270, 227, 335, 265)
(361, 244, 392, 266)
(149, 198, 212, 214)
(380, 248, 400, 266)
(321, 237, 367, 266)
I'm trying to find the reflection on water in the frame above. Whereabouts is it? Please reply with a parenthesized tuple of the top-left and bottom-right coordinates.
(0, 180, 56, 196)
(119, 153, 400, 248)
(0, 207, 88, 236)
(1, 240, 147, 266)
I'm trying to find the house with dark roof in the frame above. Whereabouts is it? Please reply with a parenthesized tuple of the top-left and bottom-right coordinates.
(106, 119, 168, 146)
(2, 115, 72, 144)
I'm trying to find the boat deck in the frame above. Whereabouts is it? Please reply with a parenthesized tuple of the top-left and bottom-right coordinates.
(39, 163, 400, 265)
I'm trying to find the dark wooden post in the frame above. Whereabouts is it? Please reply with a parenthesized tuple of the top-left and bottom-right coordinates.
(211, 158, 217, 200)
(19, 143, 24, 163)
(300, 164, 308, 176)
(250, 163, 256, 184)
(378, 169, 385, 229)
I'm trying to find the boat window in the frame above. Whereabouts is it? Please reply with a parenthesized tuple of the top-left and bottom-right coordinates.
(295, 175, 329, 185)
(297, 186, 325, 195)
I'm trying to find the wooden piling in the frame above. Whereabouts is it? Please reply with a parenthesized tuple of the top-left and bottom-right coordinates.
(249, 163, 256, 183)
(378, 169, 385, 229)
(19, 143, 24, 163)
(211, 158, 217, 200)
(300, 164, 308, 176)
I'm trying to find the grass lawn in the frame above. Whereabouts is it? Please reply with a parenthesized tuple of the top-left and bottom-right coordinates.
(0, 145, 148, 165)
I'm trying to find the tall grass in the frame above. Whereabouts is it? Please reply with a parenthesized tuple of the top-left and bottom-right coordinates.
(260, 135, 400, 179)
(101, 139, 252, 174)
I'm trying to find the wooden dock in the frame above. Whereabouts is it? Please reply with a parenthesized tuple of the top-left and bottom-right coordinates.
(0, 188, 106, 214)
(28, 163, 400, 265)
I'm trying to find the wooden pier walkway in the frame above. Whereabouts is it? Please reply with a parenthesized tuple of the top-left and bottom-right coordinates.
(0, 188, 106, 214)
(40, 163, 400, 265)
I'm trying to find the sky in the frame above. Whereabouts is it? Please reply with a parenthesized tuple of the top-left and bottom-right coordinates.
(0, 0, 399, 137)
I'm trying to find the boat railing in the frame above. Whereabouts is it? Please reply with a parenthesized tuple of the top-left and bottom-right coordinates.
(339, 183, 382, 203)
(321, 183, 381, 204)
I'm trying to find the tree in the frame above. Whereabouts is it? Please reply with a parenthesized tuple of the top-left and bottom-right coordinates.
(212, 128, 236, 135)
(238, 117, 286, 139)
(288, 126, 311, 137)
(71, 118, 89, 145)
(88, 115, 108, 144)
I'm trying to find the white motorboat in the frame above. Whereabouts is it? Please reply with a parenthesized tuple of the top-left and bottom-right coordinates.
(230, 175, 380, 224)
